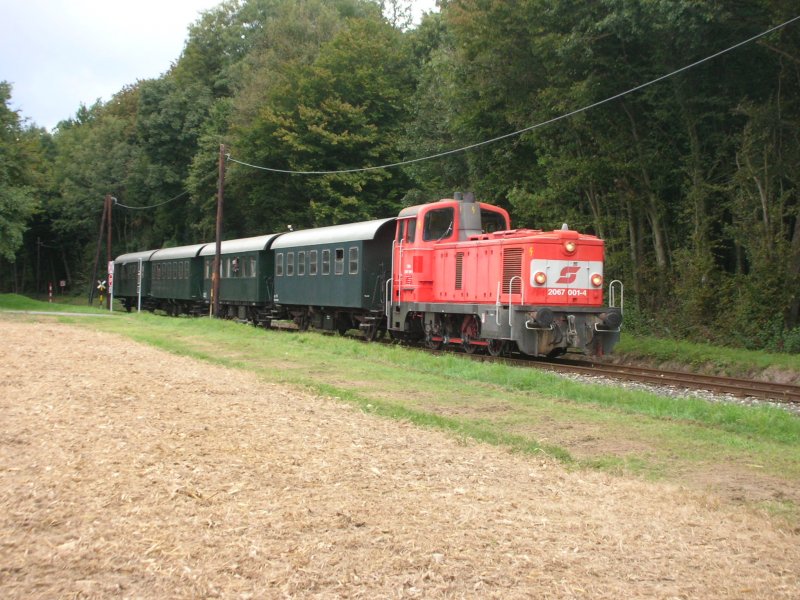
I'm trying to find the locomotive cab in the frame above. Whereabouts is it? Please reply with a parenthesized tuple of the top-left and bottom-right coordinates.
(391, 193, 510, 306)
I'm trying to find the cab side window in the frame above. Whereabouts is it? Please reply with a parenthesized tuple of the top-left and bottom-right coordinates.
(423, 207, 454, 241)
(481, 208, 508, 233)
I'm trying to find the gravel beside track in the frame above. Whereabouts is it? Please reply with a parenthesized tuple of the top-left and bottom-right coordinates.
(1, 320, 798, 599)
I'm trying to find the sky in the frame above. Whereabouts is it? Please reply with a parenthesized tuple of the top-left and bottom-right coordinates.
(0, 0, 438, 132)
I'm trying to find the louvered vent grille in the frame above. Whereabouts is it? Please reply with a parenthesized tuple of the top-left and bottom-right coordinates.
(455, 252, 464, 290)
(503, 248, 523, 294)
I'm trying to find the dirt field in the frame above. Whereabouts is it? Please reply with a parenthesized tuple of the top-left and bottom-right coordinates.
(1, 319, 799, 599)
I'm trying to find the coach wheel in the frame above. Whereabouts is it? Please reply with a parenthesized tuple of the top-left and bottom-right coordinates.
(336, 314, 351, 336)
(364, 322, 385, 342)
(296, 312, 310, 331)
(486, 339, 507, 357)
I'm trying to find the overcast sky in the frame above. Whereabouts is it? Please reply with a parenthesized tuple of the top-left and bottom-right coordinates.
(0, 0, 437, 132)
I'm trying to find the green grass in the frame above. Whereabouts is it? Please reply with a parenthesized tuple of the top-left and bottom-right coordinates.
(3, 293, 799, 521)
(0, 293, 114, 314)
(616, 334, 800, 376)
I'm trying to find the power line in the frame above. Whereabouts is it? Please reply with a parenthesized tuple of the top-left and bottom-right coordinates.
(113, 190, 188, 210)
(227, 14, 800, 176)
(110, 169, 218, 210)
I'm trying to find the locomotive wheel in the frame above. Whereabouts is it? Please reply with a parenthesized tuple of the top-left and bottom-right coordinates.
(425, 336, 443, 350)
(486, 339, 507, 357)
(461, 315, 480, 354)
(463, 341, 479, 354)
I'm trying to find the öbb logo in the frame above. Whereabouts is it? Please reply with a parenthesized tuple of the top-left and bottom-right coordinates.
(555, 266, 581, 284)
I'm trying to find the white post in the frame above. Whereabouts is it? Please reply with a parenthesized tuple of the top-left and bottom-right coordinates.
(137, 258, 143, 313)
(108, 260, 114, 312)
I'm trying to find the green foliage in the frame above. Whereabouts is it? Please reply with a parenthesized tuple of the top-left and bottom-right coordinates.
(3, 0, 800, 352)
(0, 82, 43, 263)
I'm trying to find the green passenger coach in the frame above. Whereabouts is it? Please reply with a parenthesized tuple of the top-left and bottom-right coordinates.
(271, 218, 396, 337)
(149, 243, 207, 315)
(114, 250, 158, 311)
(200, 234, 282, 324)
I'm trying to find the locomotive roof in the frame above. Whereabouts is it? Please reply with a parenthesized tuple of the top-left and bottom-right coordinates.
(151, 243, 208, 261)
(272, 218, 395, 249)
(114, 249, 158, 263)
(198, 234, 282, 256)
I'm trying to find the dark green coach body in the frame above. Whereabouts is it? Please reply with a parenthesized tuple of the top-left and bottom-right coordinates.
(150, 243, 207, 303)
(200, 234, 282, 306)
(272, 218, 396, 311)
(114, 249, 157, 302)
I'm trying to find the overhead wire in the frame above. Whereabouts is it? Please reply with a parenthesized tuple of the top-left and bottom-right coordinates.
(113, 190, 188, 210)
(110, 168, 218, 210)
(226, 14, 800, 176)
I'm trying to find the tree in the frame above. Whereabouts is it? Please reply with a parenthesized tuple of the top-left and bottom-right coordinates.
(231, 3, 415, 230)
(0, 82, 40, 262)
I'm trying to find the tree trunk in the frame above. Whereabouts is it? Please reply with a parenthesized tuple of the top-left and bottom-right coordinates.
(622, 102, 669, 269)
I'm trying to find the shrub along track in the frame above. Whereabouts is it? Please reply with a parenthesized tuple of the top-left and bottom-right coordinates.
(1, 318, 799, 599)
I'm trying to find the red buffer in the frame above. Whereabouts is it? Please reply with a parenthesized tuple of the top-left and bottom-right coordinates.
(386, 193, 622, 357)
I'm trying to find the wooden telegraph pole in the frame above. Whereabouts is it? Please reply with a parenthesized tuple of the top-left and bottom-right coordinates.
(88, 195, 109, 305)
(106, 194, 113, 310)
(212, 144, 226, 318)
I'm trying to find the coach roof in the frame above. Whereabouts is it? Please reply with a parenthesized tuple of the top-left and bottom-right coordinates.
(271, 218, 395, 249)
(115, 249, 158, 264)
(199, 234, 282, 256)
(151, 243, 208, 261)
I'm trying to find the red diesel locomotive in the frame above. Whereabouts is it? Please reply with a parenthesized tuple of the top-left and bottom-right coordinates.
(386, 193, 622, 356)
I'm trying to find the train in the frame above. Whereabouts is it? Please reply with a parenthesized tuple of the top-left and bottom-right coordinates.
(113, 193, 623, 357)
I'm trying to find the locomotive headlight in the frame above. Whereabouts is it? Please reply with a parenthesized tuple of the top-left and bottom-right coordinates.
(534, 271, 547, 285)
(564, 241, 576, 254)
(590, 273, 603, 287)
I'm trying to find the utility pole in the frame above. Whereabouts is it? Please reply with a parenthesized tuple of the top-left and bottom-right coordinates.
(89, 195, 109, 305)
(212, 144, 226, 318)
(106, 194, 113, 310)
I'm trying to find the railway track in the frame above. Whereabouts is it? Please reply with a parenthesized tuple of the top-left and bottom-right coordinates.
(252, 323, 800, 406)
(516, 356, 800, 405)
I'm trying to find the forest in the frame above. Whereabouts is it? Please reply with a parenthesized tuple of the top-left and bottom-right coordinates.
(1, 0, 799, 352)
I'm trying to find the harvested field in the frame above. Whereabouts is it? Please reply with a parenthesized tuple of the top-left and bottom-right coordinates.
(1, 320, 798, 598)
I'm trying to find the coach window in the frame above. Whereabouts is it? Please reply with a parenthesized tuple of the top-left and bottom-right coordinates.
(349, 247, 359, 275)
(298, 251, 306, 276)
(250, 257, 256, 278)
(423, 207, 454, 241)
(287, 252, 295, 276)
(309, 250, 318, 276)
(322, 249, 331, 275)
(334, 248, 345, 275)
(276, 253, 284, 276)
